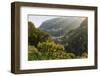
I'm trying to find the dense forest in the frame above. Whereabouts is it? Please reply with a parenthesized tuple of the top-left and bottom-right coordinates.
(28, 17, 88, 61)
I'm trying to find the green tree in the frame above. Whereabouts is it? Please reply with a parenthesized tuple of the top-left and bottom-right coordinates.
(28, 21, 52, 46)
(28, 21, 37, 45)
(37, 40, 75, 60)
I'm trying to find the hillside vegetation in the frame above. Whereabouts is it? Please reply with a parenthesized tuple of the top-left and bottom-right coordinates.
(28, 17, 88, 60)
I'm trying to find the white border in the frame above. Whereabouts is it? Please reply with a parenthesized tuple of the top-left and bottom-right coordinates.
(20, 6, 95, 70)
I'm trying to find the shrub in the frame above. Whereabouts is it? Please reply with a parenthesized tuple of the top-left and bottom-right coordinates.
(81, 52, 88, 58)
(37, 40, 76, 60)
(28, 45, 41, 60)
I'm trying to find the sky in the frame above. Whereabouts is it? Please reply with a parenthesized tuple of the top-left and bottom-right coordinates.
(28, 15, 58, 28)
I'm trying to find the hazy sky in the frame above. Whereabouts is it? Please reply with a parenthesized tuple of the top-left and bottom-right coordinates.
(28, 15, 58, 28)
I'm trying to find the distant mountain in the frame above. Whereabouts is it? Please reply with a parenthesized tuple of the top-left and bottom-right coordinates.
(39, 17, 88, 55)
(39, 17, 85, 37)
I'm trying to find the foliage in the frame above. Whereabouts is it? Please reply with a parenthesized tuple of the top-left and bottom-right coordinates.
(37, 40, 64, 53)
(28, 40, 76, 60)
(28, 45, 41, 60)
(81, 52, 88, 58)
(28, 21, 52, 46)
(37, 40, 75, 60)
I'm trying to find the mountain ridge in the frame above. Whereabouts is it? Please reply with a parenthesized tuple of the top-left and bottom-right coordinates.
(39, 17, 86, 37)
